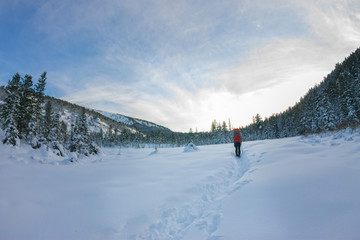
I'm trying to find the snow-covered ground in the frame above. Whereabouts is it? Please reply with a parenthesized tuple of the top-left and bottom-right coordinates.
(1, 128, 360, 240)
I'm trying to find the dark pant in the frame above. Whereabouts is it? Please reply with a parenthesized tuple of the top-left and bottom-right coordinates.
(234, 142, 241, 157)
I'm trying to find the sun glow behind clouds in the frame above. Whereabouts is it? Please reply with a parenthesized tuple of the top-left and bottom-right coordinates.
(1, 0, 360, 132)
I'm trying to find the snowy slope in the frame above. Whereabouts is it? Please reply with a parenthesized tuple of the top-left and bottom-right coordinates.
(0, 128, 360, 240)
(97, 110, 172, 134)
(98, 110, 135, 126)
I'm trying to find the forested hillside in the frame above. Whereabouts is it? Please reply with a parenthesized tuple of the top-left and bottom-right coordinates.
(0, 75, 174, 159)
(241, 47, 360, 141)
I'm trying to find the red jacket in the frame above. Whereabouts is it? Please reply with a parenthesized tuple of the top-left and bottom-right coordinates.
(233, 129, 242, 143)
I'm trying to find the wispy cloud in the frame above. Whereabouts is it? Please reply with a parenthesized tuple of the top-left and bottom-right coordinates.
(2, 0, 360, 131)
(217, 0, 360, 95)
(62, 0, 360, 131)
(217, 38, 328, 95)
(307, 0, 360, 48)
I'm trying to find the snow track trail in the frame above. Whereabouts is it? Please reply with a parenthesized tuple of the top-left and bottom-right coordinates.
(139, 151, 251, 240)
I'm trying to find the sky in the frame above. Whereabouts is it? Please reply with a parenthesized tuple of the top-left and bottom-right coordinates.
(1, 0, 360, 132)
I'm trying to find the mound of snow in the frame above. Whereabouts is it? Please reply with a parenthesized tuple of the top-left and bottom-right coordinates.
(149, 147, 159, 155)
(183, 142, 199, 152)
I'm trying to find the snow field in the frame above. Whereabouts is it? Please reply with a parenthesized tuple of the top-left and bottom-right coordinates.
(0, 142, 248, 240)
(1, 128, 360, 239)
(218, 129, 360, 239)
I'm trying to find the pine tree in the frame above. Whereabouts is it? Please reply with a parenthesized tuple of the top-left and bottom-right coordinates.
(33, 72, 47, 134)
(104, 125, 114, 147)
(43, 101, 52, 140)
(210, 120, 217, 132)
(318, 94, 338, 130)
(18, 74, 34, 138)
(300, 89, 316, 133)
(69, 108, 99, 156)
(252, 114, 263, 139)
(2, 110, 20, 146)
(216, 122, 222, 132)
(19, 72, 47, 148)
(48, 113, 67, 156)
(60, 121, 68, 144)
(2, 73, 21, 146)
(221, 121, 227, 132)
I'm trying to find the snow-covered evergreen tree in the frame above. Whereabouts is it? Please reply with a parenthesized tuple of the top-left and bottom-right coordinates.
(319, 94, 338, 130)
(69, 108, 99, 157)
(43, 101, 52, 141)
(29, 72, 47, 147)
(18, 74, 34, 138)
(2, 73, 21, 146)
(47, 113, 67, 156)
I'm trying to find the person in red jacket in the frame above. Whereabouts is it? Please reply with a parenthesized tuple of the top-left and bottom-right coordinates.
(233, 128, 242, 157)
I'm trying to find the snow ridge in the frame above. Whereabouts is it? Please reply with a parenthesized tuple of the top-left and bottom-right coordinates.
(139, 153, 250, 240)
(97, 110, 168, 130)
(97, 111, 135, 126)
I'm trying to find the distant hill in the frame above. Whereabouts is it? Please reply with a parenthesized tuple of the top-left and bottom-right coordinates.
(0, 86, 172, 137)
(96, 110, 172, 134)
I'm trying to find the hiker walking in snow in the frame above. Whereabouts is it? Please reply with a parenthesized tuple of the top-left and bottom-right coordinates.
(233, 128, 242, 157)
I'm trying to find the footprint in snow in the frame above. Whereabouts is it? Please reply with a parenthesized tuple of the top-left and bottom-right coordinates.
(139, 154, 251, 240)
